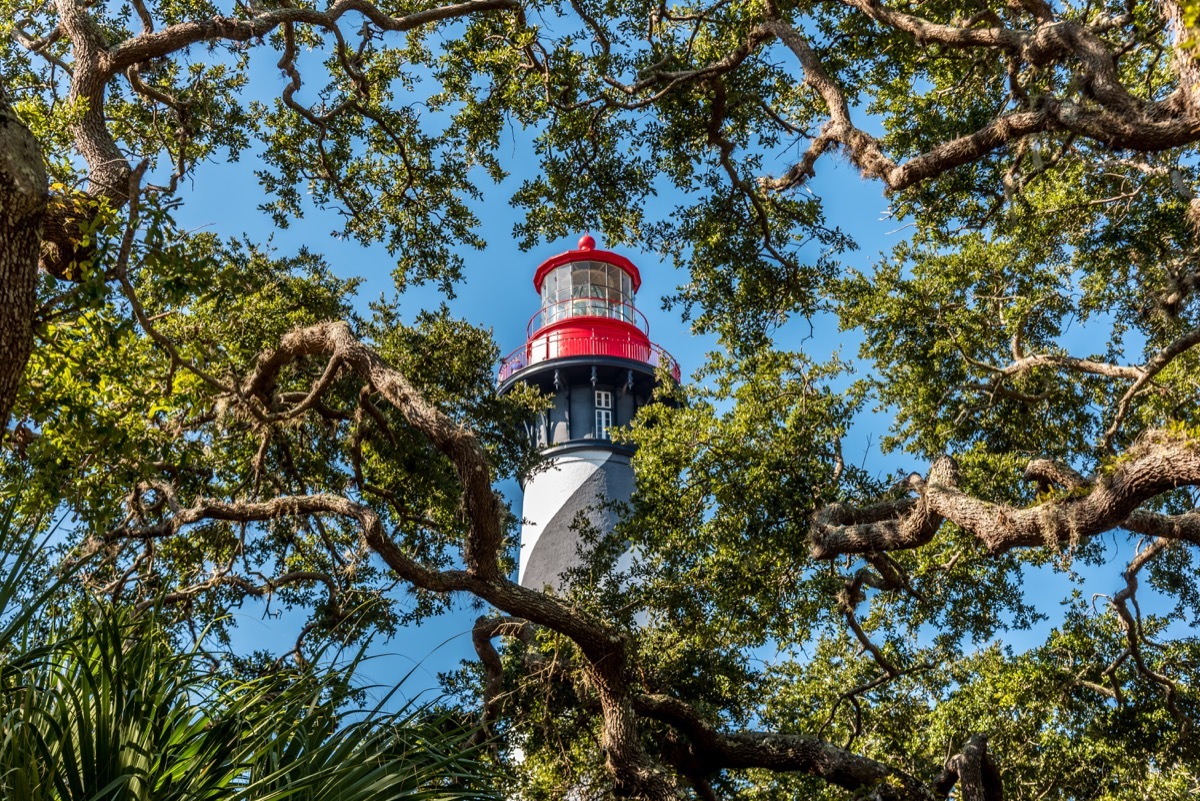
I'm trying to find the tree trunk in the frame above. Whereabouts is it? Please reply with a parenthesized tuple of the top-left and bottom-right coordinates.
(0, 91, 47, 436)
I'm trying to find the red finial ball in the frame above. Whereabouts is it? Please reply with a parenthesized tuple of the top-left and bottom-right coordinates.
(578, 234, 596, 251)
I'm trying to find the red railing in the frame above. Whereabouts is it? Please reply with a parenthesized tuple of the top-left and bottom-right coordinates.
(527, 297, 649, 337)
(498, 330, 681, 384)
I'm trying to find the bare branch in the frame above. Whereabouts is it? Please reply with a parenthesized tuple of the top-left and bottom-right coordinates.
(969, 352, 1143, 382)
(120, 276, 238, 397)
(761, 18, 898, 189)
(840, 567, 903, 676)
(10, 24, 72, 73)
(132, 568, 341, 613)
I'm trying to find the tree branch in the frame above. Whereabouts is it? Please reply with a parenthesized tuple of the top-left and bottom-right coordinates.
(471, 614, 532, 746)
(103, 0, 519, 74)
(243, 321, 506, 580)
(106, 491, 467, 592)
(758, 1, 1200, 192)
(634, 693, 940, 800)
(812, 430, 1200, 558)
(1108, 537, 1187, 725)
(933, 734, 1003, 801)
(1104, 326, 1200, 445)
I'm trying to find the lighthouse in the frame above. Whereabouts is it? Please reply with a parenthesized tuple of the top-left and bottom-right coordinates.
(498, 235, 680, 590)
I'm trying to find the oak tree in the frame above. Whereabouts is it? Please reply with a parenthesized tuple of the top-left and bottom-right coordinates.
(4, 0, 1200, 798)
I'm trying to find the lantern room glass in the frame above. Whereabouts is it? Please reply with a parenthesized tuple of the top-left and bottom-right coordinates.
(539, 261, 635, 325)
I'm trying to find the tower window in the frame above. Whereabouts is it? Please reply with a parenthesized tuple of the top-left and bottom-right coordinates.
(595, 390, 613, 439)
(595, 409, 612, 439)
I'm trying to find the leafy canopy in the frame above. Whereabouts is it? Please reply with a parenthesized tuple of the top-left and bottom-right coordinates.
(4, 0, 1200, 797)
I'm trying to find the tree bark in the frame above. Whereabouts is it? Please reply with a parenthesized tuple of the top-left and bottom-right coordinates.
(0, 90, 47, 436)
(811, 430, 1200, 559)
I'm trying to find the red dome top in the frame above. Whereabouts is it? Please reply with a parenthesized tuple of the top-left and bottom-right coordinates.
(532, 235, 642, 293)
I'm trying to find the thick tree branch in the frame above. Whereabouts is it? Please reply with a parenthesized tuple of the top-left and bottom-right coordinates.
(813, 430, 1200, 557)
(811, 459, 956, 558)
(933, 734, 1003, 801)
(968, 351, 1143, 382)
(635, 693, 939, 800)
(471, 614, 532, 746)
(1124, 508, 1200, 542)
(58, 0, 131, 199)
(103, 0, 519, 73)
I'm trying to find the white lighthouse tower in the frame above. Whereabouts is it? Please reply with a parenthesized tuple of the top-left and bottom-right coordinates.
(498, 235, 680, 590)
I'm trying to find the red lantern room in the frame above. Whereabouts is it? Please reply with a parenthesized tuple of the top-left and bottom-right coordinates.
(498, 235, 680, 387)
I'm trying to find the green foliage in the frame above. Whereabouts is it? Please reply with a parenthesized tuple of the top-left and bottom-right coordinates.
(7, 184, 541, 641)
(0, 510, 500, 801)
(8, 0, 1200, 796)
